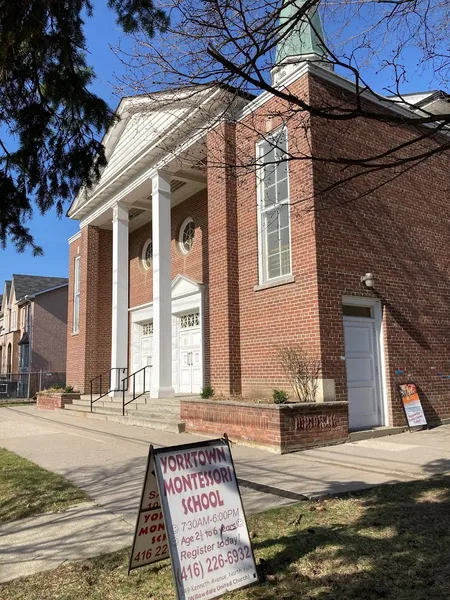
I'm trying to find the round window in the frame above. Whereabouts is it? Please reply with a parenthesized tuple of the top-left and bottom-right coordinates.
(142, 238, 153, 269)
(179, 218, 195, 254)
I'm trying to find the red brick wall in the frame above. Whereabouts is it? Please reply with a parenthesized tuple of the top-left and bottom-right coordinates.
(181, 399, 349, 453)
(128, 189, 208, 308)
(37, 392, 79, 410)
(32, 286, 68, 373)
(309, 73, 450, 426)
(66, 227, 112, 393)
(207, 122, 241, 394)
(231, 76, 321, 398)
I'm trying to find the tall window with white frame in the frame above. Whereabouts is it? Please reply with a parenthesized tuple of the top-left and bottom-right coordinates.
(257, 127, 291, 283)
(73, 256, 81, 334)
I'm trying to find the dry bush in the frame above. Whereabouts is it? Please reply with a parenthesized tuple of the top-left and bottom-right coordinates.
(278, 345, 321, 403)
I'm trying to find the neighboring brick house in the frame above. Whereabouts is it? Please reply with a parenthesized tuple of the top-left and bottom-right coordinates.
(0, 275, 68, 395)
(65, 6, 450, 432)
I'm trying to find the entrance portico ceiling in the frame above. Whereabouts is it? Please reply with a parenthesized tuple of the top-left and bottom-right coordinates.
(68, 84, 251, 226)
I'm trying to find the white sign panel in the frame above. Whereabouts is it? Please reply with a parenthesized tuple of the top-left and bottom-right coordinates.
(129, 448, 170, 572)
(154, 439, 258, 600)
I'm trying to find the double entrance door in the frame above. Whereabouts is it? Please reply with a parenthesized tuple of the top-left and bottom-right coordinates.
(135, 312, 202, 395)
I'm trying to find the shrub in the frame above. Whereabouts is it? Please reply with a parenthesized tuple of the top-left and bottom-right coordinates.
(278, 344, 321, 402)
(200, 385, 215, 399)
(273, 389, 289, 404)
(40, 386, 79, 394)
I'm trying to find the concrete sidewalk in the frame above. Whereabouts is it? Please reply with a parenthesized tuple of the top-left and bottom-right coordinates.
(2, 405, 450, 583)
(0, 502, 132, 583)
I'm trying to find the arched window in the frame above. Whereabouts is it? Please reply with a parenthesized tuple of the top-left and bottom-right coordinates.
(179, 218, 195, 254)
(142, 238, 153, 269)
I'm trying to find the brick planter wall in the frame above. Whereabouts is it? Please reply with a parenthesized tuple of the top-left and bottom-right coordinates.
(37, 392, 80, 410)
(180, 399, 349, 453)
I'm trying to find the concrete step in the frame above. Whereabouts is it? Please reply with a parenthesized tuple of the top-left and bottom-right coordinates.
(80, 394, 153, 406)
(73, 398, 181, 414)
(81, 395, 197, 404)
(349, 425, 409, 442)
(58, 407, 185, 433)
(65, 403, 121, 414)
(65, 402, 180, 420)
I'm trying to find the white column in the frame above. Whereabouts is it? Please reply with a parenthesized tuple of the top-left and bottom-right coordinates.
(151, 171, 175, 398)
(110, 202, 129, 395)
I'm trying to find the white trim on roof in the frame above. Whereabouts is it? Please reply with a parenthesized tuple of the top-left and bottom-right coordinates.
(68, 231, 81, 244)
(237, 61, 445, 124)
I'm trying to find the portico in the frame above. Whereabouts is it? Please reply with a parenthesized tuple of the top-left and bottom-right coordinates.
(80, 162, 208, 399)
(66, 86, 248, 398)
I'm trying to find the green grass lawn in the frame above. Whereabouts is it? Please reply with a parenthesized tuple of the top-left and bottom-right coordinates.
(2, 476, 450, 599)
(0, 447, 88, 523)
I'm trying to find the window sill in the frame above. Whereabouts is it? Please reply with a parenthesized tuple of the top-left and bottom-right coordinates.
(71, 331, 79, 337)
(254, 275, 295, 292)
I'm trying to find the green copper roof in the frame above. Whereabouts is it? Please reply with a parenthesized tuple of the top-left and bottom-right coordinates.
(275, 0, 327, 64)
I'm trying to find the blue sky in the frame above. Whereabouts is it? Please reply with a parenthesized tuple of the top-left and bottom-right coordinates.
(0, 1, 442, 285)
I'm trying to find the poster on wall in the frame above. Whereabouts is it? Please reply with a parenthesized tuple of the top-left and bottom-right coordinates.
(128, 448, 170, 572)
(399, 383, 427, 429)
(153, 438, 258, 600)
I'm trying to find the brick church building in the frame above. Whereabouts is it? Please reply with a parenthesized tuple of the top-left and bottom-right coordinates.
(65, 4, 450, 432)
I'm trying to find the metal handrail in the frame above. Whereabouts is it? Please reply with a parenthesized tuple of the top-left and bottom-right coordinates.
(122, 366, 151, 416)
(90, 367, 127, 412)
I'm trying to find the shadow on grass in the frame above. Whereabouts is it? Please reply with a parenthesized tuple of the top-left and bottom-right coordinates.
(239, 470, 450, 600)
(3, 472, 450, 599)
(0, 448, 87, 523)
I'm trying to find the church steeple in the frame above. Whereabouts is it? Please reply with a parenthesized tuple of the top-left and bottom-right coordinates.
(272, 0, 332, 84)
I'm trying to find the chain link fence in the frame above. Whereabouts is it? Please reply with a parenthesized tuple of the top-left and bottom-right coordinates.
(0, 371, 66, 400)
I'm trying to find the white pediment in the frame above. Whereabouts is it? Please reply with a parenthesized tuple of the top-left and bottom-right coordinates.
(68, 85, 251, 220)
(99, 105, 189, 188)
(171, 275, 202, 299)
(68, 91, 200, 217)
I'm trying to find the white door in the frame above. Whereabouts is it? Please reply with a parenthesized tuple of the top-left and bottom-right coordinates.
(140, 335, 152, 392)
(134, 323, 152, 394)
(343, 314, 382, 430)
(179, 327, 201, 394)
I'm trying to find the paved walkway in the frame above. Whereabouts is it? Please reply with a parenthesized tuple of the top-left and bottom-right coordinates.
(2, 406, 450, 583)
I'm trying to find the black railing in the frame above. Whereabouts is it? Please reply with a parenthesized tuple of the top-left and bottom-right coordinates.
(90, 367, 127, 412)
(122, 366, 151, 416)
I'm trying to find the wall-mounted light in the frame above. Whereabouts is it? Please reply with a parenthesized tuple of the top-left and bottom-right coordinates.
(361, 272, 375, 288)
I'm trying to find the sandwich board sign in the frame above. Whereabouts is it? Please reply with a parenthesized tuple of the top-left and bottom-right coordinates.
(399, 383, 427, 429)
(129, 438, 258, 600)
(128, 450, 170, 570)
